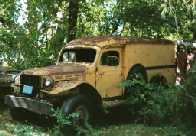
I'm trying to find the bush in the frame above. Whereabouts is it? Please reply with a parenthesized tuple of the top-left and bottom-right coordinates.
(121, 79, 184, 125)
(182, 63, 196, 127)
(50, 108, 92, 135)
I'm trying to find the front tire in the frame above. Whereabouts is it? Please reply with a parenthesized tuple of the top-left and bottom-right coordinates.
(62, 95, 93, 129)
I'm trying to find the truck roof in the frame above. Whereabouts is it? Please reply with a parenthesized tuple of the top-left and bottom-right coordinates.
(66, 36, 175, 48)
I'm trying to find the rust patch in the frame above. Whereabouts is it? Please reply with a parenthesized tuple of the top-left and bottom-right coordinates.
(52, 73, 83, 81)
(66, 36, 174, 48)
(23, 63, 85, 76)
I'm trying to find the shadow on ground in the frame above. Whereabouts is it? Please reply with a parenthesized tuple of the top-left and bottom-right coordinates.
(0, 100, 136, 136)
(6, 105, 133, 125)
(96, 104, 134, 126)
(0, 100, 133, 124)
(29, 105, 133, 127)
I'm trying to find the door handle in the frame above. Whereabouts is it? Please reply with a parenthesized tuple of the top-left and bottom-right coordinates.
(96, 72, 104, 77)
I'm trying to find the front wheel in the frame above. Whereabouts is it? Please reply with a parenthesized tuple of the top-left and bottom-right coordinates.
(62, 95, 93, 129)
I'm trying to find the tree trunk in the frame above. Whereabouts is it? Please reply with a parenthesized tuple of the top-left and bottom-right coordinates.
(0, 17, 5, 24)
(193, 0, 196, 40)
(193, 29, 196, 41)
(67, 0, 80, 42)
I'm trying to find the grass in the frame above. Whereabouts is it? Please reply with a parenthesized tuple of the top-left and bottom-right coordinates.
(0, 100, 191, 136)
(0, 123, 48, 136)
(0, 107, 49, 136)
(87, 124, 188, 136)
(0, 121, 189, 136)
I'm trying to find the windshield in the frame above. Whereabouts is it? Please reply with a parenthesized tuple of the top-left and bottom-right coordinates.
(59, 48, 96, 63)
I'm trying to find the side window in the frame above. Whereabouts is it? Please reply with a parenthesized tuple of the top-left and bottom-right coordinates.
(101, 51, 119, 66)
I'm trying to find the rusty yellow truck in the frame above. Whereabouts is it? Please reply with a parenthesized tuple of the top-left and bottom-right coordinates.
(5, 36, 176, 126)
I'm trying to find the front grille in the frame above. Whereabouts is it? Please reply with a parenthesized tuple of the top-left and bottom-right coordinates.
(20, 74, 41, 97)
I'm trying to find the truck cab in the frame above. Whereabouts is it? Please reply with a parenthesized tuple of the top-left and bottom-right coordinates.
(57, 44, 123, 98)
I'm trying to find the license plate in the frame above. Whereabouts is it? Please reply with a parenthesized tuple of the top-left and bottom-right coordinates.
(22, 85, 33, 95)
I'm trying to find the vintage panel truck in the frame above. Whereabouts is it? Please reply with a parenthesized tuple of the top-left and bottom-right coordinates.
(5, 36, 176, 126)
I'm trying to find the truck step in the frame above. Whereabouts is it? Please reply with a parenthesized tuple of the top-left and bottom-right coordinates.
(103, 99, 126, 108)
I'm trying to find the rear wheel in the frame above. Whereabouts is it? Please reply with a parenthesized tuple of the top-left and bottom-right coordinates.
(150, 75, 167, 86)
(125, 65, 147, 96)
(127, 65, 147, 81)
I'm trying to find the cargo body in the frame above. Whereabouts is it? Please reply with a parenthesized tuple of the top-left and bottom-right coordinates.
(123, 42, 176, 85)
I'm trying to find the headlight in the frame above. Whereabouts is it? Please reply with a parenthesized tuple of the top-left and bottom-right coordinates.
(11, 74, 17, 81)
(43, 76, 54, 89)
(14, 74, 20, 85)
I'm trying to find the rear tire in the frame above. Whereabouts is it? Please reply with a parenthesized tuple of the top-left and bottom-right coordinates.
(125, 65, 147, 96)
(150, 75, 167, 86)
(127, 65, 147, 81)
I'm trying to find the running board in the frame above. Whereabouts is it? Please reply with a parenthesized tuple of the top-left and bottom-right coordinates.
(103, 99, 127, 108)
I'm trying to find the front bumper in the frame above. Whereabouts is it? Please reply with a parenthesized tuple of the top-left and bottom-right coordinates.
(4, 95, 53, 115)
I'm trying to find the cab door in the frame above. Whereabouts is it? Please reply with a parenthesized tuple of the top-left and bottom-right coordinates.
(95, 48, 123, 98)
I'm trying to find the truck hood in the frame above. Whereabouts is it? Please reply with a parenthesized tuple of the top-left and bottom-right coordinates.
(22, 63, 86, 76)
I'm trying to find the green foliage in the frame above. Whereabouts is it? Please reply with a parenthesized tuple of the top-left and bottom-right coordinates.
(113, 0, 195, 39)
(50, 107, 90, 135)
(0, 121, 190, 136)
(0, 0, 195, 69)
(0, 122, 47, 136)
(182, 63, 196, 126)
(121, 79, 184, 125)
(51, 107, 90, 127)
(85, 124, 189, 136)
(113, 0, 164, 37)
(51, 108, 73, 127)
(0, 0, 67, 69)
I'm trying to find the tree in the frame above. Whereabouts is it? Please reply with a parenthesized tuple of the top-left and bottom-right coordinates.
(111, 0, 195, 40)
(112, 0, 164, 37)
(192, 0, 196, 40)
(0, 0, 195, 69)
